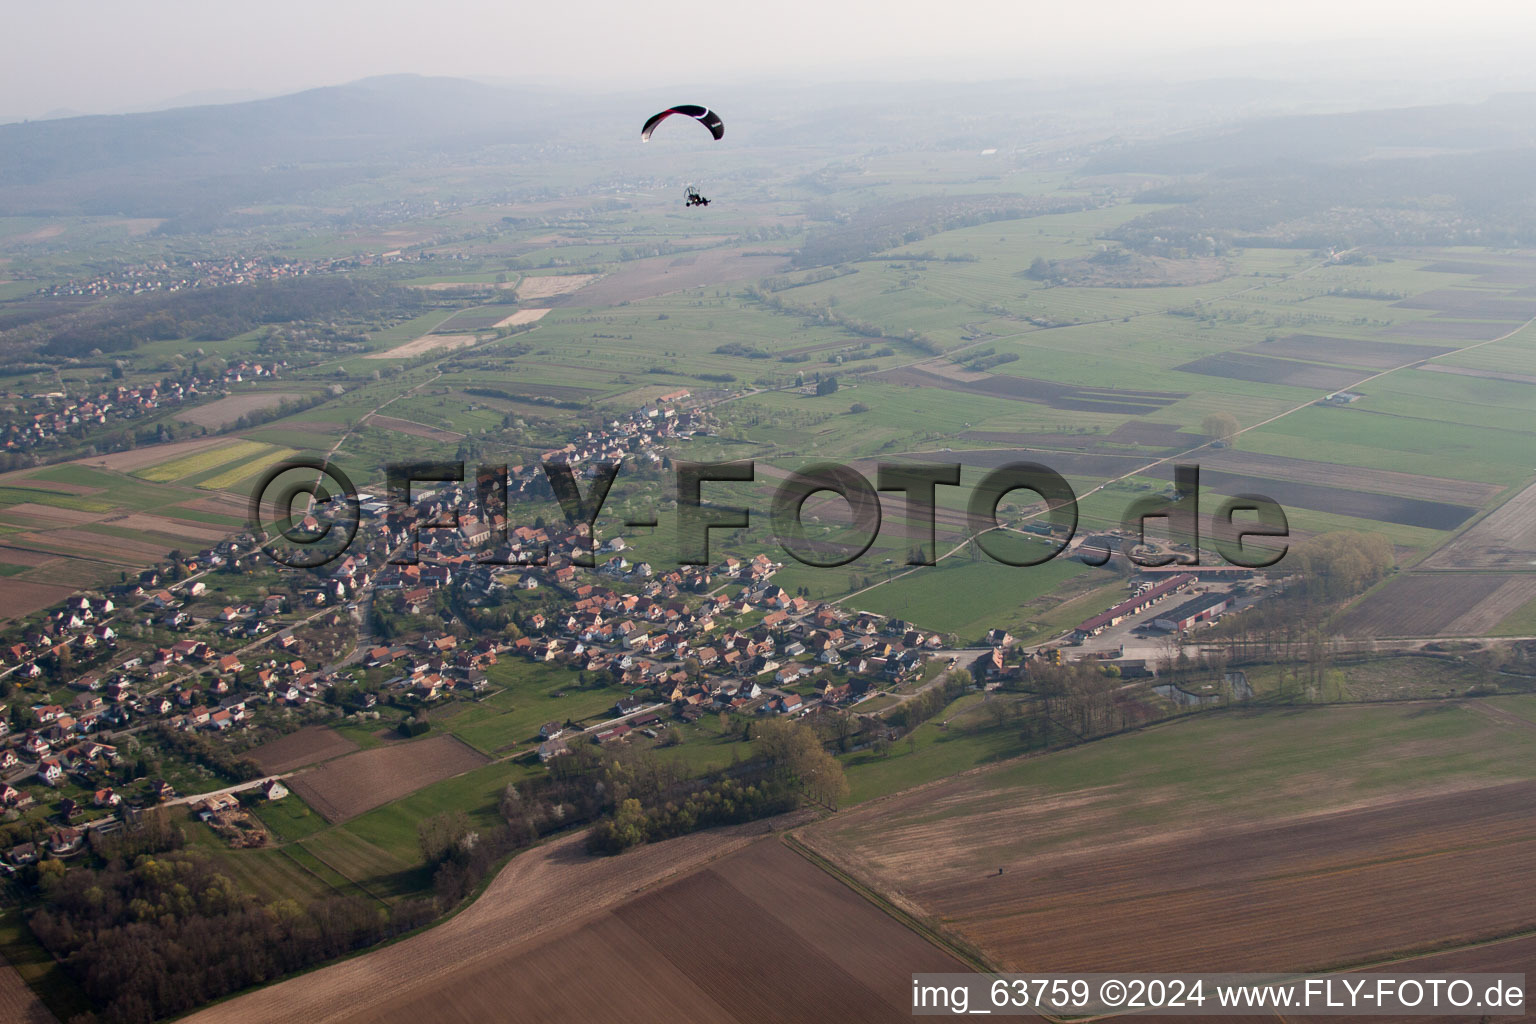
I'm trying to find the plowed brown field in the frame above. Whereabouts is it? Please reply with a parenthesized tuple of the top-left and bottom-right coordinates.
(0, 953, 56, 1024)
(250, 726, 360, 774)
(183, 813, 903, 1024)
(287, 734, 488, 822)
(1423, 479, 1536, 569)
(805, 756, 1536, 978)
(370, 840, 974, 1024)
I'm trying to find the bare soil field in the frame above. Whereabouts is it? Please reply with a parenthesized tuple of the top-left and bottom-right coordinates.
(176, 495, 249, 518)
(179, 392, 305, 429)
(1102, 420, 1199, 448)
(1385, 319, 1512, 341)
(382, 840, 971, 1024)
(1422, 480, 1536, 569)
(185, 815, 839, 1024)
(555, 249, 789, 307)
(1247, 334, 1453, 369)
(0, 504, 100, 527)
(1418, 362, 1536, 386)
(0, 478, 101, 495)
(104, 513, 233, 543)
(1393, 289, 1536, 319)
(1418, 258, 1536, 286)
(1160, 467, 1477, 530)
(79, 436, 232, 473)
(491, 307, 550, 327)
(1335, 573, 1530, 636)
(515, 273, 600, 299)
(0, 579, 77, 619)
(11, 528, 170, 563)
(902, 445, 1152, 480)
(0, 954, 56, 1024)
(1175, 352, 1364, 390)
(363, 333, 480, 360)
(1197, 449, 1502, 504)
(963, 421, 1199, 452)
(361, 414, 464, 442)
(1356, 934, 1536, 1024)
(1441, 575, 1536, 634)
(250, 726, 361, 774)
(287, 734, 489, 823)
(19, 224, 64, 242)
(0, 546, 58, 567)
(877, 365, 1183, 416)
(805, 774, 1536, 976)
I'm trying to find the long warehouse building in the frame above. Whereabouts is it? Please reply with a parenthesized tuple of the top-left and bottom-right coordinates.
(1073, 573, 1196, 638)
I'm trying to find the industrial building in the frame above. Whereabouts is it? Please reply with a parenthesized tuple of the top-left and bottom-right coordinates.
(1072, 573, 1196, 639)
(1151, 593, 1230, 632)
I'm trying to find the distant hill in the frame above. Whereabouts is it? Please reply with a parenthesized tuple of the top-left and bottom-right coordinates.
(1082, 93, 1536, 174)
(0, 74, 581, 218)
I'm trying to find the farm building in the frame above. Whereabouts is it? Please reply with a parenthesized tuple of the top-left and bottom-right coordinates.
(592, 723, 631, 744)
(1151, 594, 1229, 632)
(1073, 574, 1196, 638)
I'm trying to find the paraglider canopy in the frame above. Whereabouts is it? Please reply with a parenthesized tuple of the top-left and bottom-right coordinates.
(641, 105, 724, 142)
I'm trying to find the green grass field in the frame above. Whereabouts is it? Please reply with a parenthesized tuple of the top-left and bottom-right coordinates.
(847, 548, 1105, 643)
(250, 791, 330, 842)
(445, 661, 636, 755)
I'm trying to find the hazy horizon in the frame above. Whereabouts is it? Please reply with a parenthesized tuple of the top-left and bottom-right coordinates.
(7, 0, 1536, 123)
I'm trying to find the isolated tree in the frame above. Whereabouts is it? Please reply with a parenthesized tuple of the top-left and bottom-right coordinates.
(1202, 411, 1240, 441)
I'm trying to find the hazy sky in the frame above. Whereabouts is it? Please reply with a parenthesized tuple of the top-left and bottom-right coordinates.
(6, 0, 1536, 120)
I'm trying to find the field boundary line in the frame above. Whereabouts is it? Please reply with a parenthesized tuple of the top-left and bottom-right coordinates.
(782, 832, 1000, 974)
(293, 838, 395, 909)
(274, 845, 381, 907)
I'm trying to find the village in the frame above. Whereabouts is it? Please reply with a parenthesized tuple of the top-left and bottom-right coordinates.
(0, 392, 1265, 871)
(0, 359, 285, 455)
